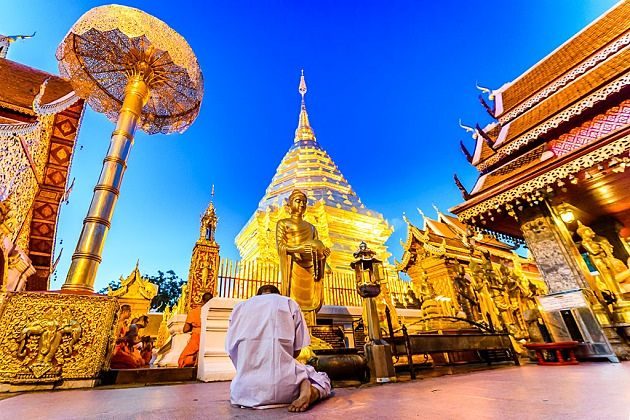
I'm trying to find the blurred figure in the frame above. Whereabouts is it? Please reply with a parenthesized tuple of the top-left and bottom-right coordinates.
(178, 292, 213, 367)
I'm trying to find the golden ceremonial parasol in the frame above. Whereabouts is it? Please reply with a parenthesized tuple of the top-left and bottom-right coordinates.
(57, 5, 203, 292)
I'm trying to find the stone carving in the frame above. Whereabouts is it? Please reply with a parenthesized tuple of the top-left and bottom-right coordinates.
(451, 260, 481, 321)
(577, 221, 630, 298)
(521, 214, 588, 293)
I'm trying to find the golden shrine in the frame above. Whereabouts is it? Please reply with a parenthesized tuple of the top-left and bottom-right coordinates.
(0, 43, 85, 292)
(184, 192, 220, 311)
(107, 262, 158, 320)
(396, 207, 545, 339)
(235, 72, 394, 276)
(451, 2, 630, 360)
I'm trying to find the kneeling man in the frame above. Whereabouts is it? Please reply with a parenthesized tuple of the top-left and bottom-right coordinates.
(226, 285, 331, 411)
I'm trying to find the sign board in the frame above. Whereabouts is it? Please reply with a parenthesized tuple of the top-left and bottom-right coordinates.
(537, 289, 588, 312)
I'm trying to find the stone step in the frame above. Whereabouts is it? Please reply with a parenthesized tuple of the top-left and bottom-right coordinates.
(101, 367, 197, 386)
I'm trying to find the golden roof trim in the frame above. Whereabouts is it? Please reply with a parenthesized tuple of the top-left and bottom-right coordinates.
(455, 133, 630, 221)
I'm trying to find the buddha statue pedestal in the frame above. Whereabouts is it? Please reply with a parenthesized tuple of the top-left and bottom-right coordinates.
(0, 291, 118, 392)
(611, 300, 630, 324)
(155, 314, 191, 367)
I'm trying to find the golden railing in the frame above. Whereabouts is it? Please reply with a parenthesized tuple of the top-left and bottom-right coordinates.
(215, 258, 411, 308)
(215, 259, 282, 300)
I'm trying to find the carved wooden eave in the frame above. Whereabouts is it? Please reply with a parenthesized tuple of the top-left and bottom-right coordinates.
(474, 3, 630, 172)
(0, 58, 86, 290)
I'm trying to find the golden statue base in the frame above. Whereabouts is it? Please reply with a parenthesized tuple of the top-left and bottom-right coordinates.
(611, 299, 630, 324)
(0, 291, 118, 392)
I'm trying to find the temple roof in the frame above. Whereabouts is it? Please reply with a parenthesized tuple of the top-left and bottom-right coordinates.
(496, 2, 629, 119)
(452, 2, 630, 229)
(396, 209, 517, 272)
(108, 262, 158, 300)
(0, 58, 74, 117)
(464, 2, 630, 172)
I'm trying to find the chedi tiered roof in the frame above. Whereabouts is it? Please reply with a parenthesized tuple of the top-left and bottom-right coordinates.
(257, 72, 367, 214)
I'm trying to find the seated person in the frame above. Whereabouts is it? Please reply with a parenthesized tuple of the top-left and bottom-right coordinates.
(110, 324, 145, 369)
(226, 285, 331, 412)
(178, 292, 213, 367)
(132, 315, 150, 337)
(116, 304, 132, 337)
(140, 336, 154, 366)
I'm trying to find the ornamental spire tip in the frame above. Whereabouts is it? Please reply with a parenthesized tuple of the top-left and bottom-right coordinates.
(295, 70, 315, 142)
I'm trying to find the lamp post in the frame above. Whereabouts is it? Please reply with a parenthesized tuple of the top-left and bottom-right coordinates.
(351, 241, 396, 383)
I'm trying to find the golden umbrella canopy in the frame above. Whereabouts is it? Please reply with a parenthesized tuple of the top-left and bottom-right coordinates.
(57, 5, 204, 291)
(56, 4, 203, 134)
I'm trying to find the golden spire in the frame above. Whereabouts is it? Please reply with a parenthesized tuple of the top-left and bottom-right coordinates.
(295, 69, 316, 142)
(201, 184, 218, 243)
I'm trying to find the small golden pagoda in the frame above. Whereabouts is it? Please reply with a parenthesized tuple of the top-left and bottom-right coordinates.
(184, 190, 220, 310)
(235, 72, 394, 276)
(397, 207, 544, 336)
(107, 262, 158, 319)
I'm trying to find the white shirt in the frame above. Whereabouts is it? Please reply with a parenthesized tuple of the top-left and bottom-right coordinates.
(226, 293, 314, 407)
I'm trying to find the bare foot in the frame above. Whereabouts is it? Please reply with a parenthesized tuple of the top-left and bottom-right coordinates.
(288, 380, 320, 412)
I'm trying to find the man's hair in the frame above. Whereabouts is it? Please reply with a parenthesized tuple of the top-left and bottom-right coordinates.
(257, 284, 281, 295)
(121, 304, 131, 313)
(202, 292, 213, 303)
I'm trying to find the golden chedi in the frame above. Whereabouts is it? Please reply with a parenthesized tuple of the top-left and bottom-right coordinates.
(235, 71, 394, 278)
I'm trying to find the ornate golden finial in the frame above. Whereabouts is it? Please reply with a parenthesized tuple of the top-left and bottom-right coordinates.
(299, 69, 307, 101)
(295, 70, 316, 142)
(200, 188, 218, 243)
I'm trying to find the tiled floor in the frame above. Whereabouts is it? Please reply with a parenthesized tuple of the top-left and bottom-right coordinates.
(1, 363, 628, 419)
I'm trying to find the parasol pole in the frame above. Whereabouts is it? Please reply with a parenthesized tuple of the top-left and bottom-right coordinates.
(63, 75, 148, 292)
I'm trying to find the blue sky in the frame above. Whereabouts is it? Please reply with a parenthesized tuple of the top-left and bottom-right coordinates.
(1, 0, 617, 291)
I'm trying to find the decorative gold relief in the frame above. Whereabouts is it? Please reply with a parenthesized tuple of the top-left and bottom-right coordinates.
(0, 292, 118, 385)
(16, 308, 82, 379)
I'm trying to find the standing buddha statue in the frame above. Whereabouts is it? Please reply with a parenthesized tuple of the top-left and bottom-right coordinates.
(451, 260, 481, 322)
(276, 189, 331, 330)
(577, 221, 630, 298)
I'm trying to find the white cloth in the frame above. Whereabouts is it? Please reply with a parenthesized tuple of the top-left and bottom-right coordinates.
(226, 293, 331, 408)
